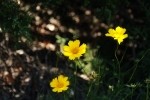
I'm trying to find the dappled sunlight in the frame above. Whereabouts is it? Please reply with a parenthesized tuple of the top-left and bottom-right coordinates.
(0, 0, 150, 99)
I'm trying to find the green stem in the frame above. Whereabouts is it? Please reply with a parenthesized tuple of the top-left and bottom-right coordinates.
(86, 81, 93, 98)
(146, 83, 149, 100)
(120, 47, 127, 64)
(114, 44, 120, 83)
(128, 49, 150, 83)
(131, 88, 134, 100)
(63, 93, 67, 100)
(73, 60, 78, 100)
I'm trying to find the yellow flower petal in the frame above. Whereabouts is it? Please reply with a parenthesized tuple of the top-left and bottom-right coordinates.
(63, 52, 71, 56)
(52, 88, 58, 92)
(50, 78, 57, 87)
(57, 89, 63, 93)
(69, 56, 76, 60)
(50, 75, 70, 93)
(68, 40, 74, 47)
(62, 40, 87, 60)
(116, 26, 126, 35)
(63, 46, 70, 52)
(73, 40, 80, 47)
(105, 26, 128, 45)
(123, 34, 128, 38)
(108, 29, 116, 36)
(79, 44, 86, 54)
(58, 75, 65, 82)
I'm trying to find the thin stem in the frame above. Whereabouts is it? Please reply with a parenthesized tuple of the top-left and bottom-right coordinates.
(73, 60, 78, 100)
(63, 92, 67, 100)
(114, 44, 120, 83)
(86, 81, 93, 98)
(146, 83, 149, 100)
(77, 60, 85, 73)
(131, 88, 133, 100)
(128, 49, 150, 83)
(120, 47, 127, 64)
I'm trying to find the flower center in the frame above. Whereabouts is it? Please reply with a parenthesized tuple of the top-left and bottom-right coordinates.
(57, 82, 64, 88)
(71, 47, 79, 54)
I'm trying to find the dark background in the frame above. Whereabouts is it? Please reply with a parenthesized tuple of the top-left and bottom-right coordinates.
(0, 0, 150, 100)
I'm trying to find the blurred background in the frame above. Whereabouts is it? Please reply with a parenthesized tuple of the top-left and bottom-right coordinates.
(0, 0, 150, 100)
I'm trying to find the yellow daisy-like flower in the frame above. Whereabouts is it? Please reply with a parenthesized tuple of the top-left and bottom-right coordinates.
(62, 40, 86, 60)
(105, 26, 128, 44)
(50, 75, 70, 93)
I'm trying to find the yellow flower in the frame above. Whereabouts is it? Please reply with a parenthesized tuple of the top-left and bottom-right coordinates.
(50, 75, 70, 93)
(105, 26, 128, 44)
(62, 40, 86, 60)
